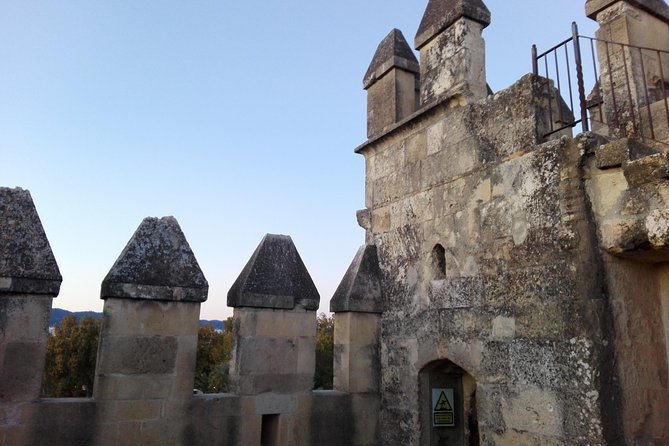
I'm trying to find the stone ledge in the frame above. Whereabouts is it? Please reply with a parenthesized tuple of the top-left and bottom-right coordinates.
(0, 277, 62, 296)
(623, 152, 669, 187)
(100, 282, 208, 302)
(595, 138, 657, 169)
(101, 216, 208, 302)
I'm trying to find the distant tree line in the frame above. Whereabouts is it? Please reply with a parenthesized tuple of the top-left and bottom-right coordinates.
(42, 313, 335, 396)
(42, 315, 100, 397)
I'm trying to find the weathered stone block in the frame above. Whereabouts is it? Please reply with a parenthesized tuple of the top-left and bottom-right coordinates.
(100, 299, 200, 337)
(232, 373, 314, 395)
(113, 400, 162, 422)
(252, 309, 316, 338)
(501, 385, 563, 437)
(97, 336, 178, 375)
(646, 208, 669, 246)
(234, 337, 298, 375)
(364, 29, 419, 138)
(331, 245, 383, 313)
(254, 393, 297, 415)
(101, 216, 208, 302)
(296, 336, 316, 375)
(623, 152, 669, 187)
(586, 0, 669, 23)
(429, 277, 484, 308)
(0, 296, 51, 342)
(228, 234, 320, 310)
(308, 391, 353, 446)
(0, 342, 45, 402)
(600, 217, 648, 254)
(184, 394, 241, 446)
(0, 187, 61, 296)
(491, 316, 516, 339)
(595, 138, 657, 169)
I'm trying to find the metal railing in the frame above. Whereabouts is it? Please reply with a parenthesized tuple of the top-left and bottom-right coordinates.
(532, 23, 669, 146)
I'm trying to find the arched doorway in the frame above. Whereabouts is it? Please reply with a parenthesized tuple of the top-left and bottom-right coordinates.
(419, 359, 479, 446)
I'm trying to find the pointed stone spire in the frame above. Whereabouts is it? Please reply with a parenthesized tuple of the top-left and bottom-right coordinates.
(363, 29, 419, 90)
(227, 234, 320, 310)
(414, 0, 491, 104)
(415, 0, 491, 49)
(586, 0, 669, 22)
(101, 216, 208, 302)
(364, 29, 420, 138)
(0, 187, 61, 295)
(330, 245, 383, 313)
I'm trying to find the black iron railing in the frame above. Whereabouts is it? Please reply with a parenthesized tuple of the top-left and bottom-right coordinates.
(532, 23, 669, 146)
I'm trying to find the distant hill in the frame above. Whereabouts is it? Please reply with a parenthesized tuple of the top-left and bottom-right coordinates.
(50, 308, 224, 331)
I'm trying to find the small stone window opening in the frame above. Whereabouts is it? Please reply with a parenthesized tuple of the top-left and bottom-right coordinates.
(431, 244, 447, 280)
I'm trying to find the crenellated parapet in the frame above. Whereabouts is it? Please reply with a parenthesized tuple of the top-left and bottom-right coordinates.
(93, 216, 208, 445)
(364, 0, 491, 139)
(415, 0, 490, 104)
(0, 196, 357, 446)
(364, 29, 419, 138)
(0, 187, 62, 446)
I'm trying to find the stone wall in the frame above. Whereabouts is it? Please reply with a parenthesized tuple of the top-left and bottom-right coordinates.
(2, 0, 669, 445)
(353, 0, 669, 444)
(0, 188, 355, 446)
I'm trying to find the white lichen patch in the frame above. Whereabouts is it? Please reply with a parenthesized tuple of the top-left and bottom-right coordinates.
(646, 208, 669, 247)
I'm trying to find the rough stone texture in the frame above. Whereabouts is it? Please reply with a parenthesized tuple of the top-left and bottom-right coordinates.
(229, 307, 316, 396)
(364, 29, 419, 138)
(624, 151, 669, 186)
(363, 29, 419, 89)
(598, 258, 669, 445)
(415, 0, 491, 49)
(227, 234, 320, 310)
(646, 208, 669, 246)
(0, 187, 61, 295)
(588, 0, 669, 144)
(183, 394, 241, 446)
(358, 35, 622, 441)
(418, 17, 487, 105)
(584, 130, 669, 445)
(595, 137, 658, 169)
(92, 299, 201, 445)
(333, 312, 381, 393)
(28, 399, 97, 446)
(586, 0, 669, 22)
(308, 391, 354, 446)
(330, 245, 383, 313)
(4, 0, 669, 444)
(101, 216, 208, 302)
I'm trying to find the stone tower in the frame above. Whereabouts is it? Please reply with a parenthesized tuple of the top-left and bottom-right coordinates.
(351, 0, 669, 444)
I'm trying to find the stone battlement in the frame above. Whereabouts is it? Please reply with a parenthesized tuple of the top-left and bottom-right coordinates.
(2, 0, 669, 445)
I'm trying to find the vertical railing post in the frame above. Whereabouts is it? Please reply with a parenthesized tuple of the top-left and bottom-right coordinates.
(532, 45, 538, 76)
(572, 22, 590, 132)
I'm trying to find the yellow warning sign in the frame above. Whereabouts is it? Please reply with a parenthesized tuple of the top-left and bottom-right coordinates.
(432, 388, 455, 427)
(434, 412, 454, 425)
(434, 391, 453, 411)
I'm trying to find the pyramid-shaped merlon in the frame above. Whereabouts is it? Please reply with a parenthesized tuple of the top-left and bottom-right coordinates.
(0, 187, 61, 295)
(415, 0, 491, 49)
(101, 216, 208, 302)
(227, 234, 320, 310)
(330, 245, 382, 313)
(363, 28, 419, 89)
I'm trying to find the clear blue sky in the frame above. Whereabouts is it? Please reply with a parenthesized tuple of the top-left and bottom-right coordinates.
(1, 1, 597, 319)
